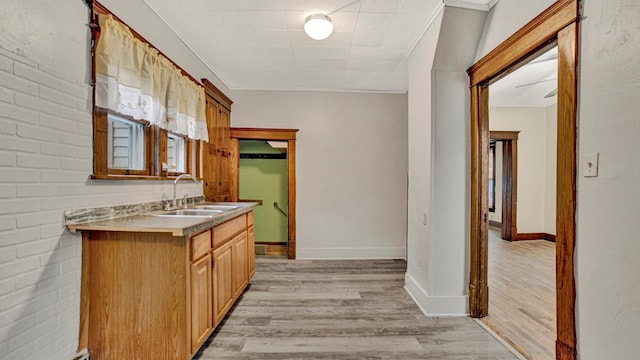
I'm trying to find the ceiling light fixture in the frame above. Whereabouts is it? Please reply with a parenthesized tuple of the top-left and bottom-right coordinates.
(304, 14, 333, 40)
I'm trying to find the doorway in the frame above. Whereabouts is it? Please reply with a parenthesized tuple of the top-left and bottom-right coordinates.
(467, 1, 579, 359)
(230, 128, 298, 259)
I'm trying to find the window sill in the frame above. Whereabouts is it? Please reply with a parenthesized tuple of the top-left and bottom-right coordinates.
(91, 174, 203, 181)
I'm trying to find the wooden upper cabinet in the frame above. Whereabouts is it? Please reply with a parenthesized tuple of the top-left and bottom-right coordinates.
(202, 79, 233, 202)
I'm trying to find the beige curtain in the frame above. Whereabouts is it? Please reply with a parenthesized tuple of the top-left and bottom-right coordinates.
(94, 14, 208, 142)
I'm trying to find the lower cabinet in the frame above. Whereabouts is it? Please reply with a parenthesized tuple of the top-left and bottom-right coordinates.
(79, 210, 255, 360)
(213, 241, 234, 325)
(248, 225, 255, 278)
(190, 253, 212, 353)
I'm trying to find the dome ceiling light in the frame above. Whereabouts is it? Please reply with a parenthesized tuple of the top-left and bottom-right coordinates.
(304, 14, 334, 40)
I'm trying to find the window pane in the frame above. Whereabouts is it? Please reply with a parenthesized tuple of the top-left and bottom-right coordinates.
(167, 133, 185, 173)
(108, 114, 144, 170)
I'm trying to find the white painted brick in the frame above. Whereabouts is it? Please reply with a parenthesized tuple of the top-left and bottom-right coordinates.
(40, 143, 77, 158)
(14, 62, 60, 90)
(39, 170, 81, 183)
(59, 233, 80, 249)
(17, 211, 62, 228)
(0, 185, 16, 199)
(0, 118, 16, 135)
(31, 340, 56, 360)
(39, 245, 76, 266)
(0, 47, 36, 67)
(0, 70, 38, 96)
(10, 317, 55, 352)
(15, 263, 60, 290)
(60, 158, 91, 171)
(39, 114, 77, 133)
(0, 199, 40, 215)
(37, 269, 75, 295)
(15, 93, 59, 117)
(16, 153, 60, 169)
(38, 64, 81, 85)
(77, 123, 91, 136)
(77, 97, 92, 112)
(0, 307, 14, 328)
(0, 102, 39, 124)
(0, 169, 39, 183)
(0, 151, 16, 166)
(35, 304, 56, 323)
(0, 215, 16, 231)
(55, 307, 75, 327)
(59, 80, 89, 100)
(0, 342, 6, 359)
(17, 124, 60, 143)
(60, 107, 90, 123)
(0, 246, 15, 265)
(16, 184, 60, 198)
(0, 135, 40, 153)
(16, 238, 59, 258)
(60, 132, 90, 147)
(0, 228, 39, 247)
(0, 258, 40, 282)
(0, 54, 12, 72)
(39, 87, 77, 109)
(78, 149, 93, 159)
(0, 312, 34, 337)
(39, 224, 63, 239)
(60, 257, 80, 274)
(0, 87, 13, 103)
(4, 342, 34, 360)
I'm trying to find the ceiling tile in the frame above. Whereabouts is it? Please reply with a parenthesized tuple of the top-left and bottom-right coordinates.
(248, 11, 288, 30)
(352, 13, 395, 47)
(330, 11, 359, 32)
(360, 0, 402, 13)
(206, 12, 253, 30)
(257, 31, 292, 47)
(281, 0, 325, 11)
(210, 30, 261, 47)
(201, 0, 246, 11)
(243, 0, 283, 11)
(293, 46, 350, 61)
(296, 59, 348, 71)
(398, 0, 440, 13)
(289, 31, 354, 48)
(263, 47, 295, 61)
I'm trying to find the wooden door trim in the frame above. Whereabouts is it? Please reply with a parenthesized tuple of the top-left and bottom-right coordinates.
(230, 128, 299, 260)
(467, 1, 579, 359)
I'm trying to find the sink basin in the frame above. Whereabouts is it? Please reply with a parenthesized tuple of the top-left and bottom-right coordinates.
(191, 205, 238, 211)
(155, 209, 224, 217)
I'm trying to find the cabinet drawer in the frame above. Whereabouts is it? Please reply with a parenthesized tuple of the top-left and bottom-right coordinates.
(213, 215, 246, 249)
(247, 211, 254, 227)
(191, 230, 211, 260)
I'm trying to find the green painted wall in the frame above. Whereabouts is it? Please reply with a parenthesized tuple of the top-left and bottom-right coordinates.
(239, 141, 287, 243)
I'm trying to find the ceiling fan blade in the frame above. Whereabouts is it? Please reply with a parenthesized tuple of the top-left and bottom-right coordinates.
(544, 88, 558, 98)
(515, 78, 557, 88)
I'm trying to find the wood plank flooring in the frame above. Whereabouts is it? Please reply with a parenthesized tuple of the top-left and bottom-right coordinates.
(195, 257, 518, 359)
(480, 229, 556, 360)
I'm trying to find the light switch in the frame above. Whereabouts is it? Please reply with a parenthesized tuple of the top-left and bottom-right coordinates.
(583, 152, 599, 177)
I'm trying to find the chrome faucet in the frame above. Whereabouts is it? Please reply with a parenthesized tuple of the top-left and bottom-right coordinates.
(173, 174, 199, 208)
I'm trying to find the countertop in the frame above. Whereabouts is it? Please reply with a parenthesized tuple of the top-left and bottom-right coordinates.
(66, 202, 258, 237)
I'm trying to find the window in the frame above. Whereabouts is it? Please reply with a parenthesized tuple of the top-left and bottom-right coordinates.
(90, 5, 208, 180)
(167, 133, 186, 174)
(488, 141, 496, 212)
(108, 114, 145, 171)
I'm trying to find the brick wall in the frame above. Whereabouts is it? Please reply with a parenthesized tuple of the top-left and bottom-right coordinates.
(0, 2, 202, 359)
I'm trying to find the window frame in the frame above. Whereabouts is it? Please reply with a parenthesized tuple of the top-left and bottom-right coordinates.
(166, 131, 188, 176)
(488, 141, 496, 212)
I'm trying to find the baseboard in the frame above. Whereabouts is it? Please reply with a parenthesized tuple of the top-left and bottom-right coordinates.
(489, 220, 502, 228)
(515, 232, 556, 242)
(296, 247, 406, 260)
(404, 272, 468, 316)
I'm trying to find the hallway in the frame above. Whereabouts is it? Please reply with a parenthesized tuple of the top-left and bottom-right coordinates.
(481, 229, 556, 359)
(196, 258, 518, 359)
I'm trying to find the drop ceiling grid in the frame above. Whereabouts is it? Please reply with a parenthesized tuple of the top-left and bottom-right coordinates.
(142, 0, 473, 92)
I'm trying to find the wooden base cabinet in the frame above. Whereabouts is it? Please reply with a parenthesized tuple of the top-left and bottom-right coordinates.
(79, 211, 254, 360)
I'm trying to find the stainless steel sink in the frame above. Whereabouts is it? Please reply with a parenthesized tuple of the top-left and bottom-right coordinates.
(191, 205, 238, 211)
(155, 209, 224, 217)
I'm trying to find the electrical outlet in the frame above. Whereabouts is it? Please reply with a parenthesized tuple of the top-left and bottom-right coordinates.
(423, 213, 428, 226)
(583, 152, 599, 177)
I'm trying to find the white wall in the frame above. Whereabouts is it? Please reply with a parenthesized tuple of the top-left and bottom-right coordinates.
(231, 91, 408, 259)
(0, 1, 222, 359)
(544, 103, 557, 235)
(405, 6, 487, 315)
(489, 141, 503, 223)
(577, 0, 640, 358)
(490, 106, 550, 234)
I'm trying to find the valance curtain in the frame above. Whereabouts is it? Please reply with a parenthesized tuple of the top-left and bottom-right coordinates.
(94, 14, 208, 142)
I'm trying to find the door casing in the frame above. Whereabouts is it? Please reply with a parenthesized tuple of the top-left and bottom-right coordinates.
(467, 1, 579, 359)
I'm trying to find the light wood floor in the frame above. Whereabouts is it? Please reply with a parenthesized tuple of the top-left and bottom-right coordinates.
(195, 257, 518, 359)
(480, 229, 556, 360)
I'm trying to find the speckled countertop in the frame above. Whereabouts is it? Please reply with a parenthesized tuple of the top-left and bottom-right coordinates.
(65, 202, 258, 237)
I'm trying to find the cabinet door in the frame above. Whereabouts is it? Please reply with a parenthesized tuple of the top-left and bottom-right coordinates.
(190, 253, 212, 353)
(212, 242, 233, 325)
(247, 226, 255, 279)
(232, 232, 248, 297)
(217, 107, 231, 198)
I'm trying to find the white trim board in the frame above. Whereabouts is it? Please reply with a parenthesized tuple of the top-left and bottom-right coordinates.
(404, 272, 468, 316)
